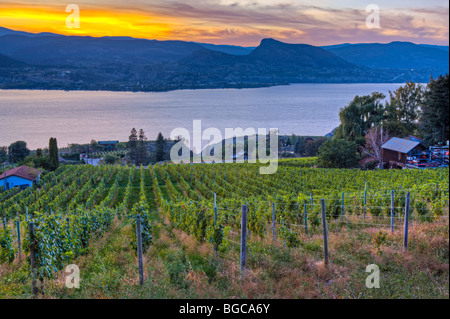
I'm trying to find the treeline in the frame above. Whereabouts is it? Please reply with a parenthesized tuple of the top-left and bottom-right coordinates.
(0, 138, 60, 171)
(317, 74, 449, 168)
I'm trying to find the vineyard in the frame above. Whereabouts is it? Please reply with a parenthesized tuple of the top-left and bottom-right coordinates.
(0, 158, 448, 298)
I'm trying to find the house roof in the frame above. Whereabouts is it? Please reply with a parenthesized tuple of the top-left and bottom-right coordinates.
(0, 165, 42, 181)
(382, 137, 424, 154)
(98, 141, 119, 145)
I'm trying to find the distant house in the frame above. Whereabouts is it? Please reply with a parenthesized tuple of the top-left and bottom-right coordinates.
(381, 137, 427, 168)
(98, 141, 119, 151)
(0, 165, 42, 190)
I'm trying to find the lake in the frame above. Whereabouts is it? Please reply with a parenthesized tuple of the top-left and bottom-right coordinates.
(0, 83, 403, 150)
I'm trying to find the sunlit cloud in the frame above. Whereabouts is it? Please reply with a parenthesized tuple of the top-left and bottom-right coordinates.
(0, 0, 448, 45)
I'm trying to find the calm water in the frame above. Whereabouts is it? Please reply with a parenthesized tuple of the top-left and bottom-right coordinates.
(0, 84, 403, 150)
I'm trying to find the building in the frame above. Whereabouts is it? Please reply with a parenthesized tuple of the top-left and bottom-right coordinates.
(0, 165, 42, 190)
(381, 137, 427, 168)
(98, 141, 119, 151)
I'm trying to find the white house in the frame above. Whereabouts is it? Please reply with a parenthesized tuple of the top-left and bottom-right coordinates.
(0, 165, 42, 190)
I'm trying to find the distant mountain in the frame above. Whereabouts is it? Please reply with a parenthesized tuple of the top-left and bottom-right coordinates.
(0, 33, 204, 66)
(248, 38, 355, 68)
(0, 53, 26, 67)
(418, 44, 449, 52)
(0, 26, 61, 37)
(323, 41, 449, 71)
(196, 43, 255, 55)
(0, 27, 448, 92)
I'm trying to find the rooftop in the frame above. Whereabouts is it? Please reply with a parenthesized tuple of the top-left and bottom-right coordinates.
(0, 165, 42, 181)
(382, 137, 424, 154)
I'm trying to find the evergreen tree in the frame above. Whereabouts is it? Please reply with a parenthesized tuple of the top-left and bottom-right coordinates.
(155, 132, 166, 162)
(419, 74, 449, 145)
(49, 137, 59, 170)
(127, 128, 138, 163)
(137, 129, 148, 165)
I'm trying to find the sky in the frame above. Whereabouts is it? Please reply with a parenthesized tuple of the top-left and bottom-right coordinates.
(0, 0, 448, 46)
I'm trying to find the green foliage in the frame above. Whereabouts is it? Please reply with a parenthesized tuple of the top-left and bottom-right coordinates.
(317, 139, 360, 168)
(8, 141, 30, 163)
(333, 92, 386, 144)
(419, 74, 449, 145)
(0, 226, 15, 264)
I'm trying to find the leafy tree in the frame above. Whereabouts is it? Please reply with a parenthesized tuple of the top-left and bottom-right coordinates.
(89, 139, 98, 153)
(127, 128, 138, 163)
(36, 148, 43, 158)
(334, 92, 386, 147)
(0, 146, 7, 163)
(8, 141, 30, 163)
(104, 154, 120, 165)
(22, 155, 54, 171)
(295, 137, 306, 155)
(155, 132, 166, 162)
(384, 81, 424, 137)
(419, 74, 449, 145)
(304, 137, 329, 157)
(317, 139, 360, 168)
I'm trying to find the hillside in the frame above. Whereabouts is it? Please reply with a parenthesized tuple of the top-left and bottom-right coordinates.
(324, 41, 449, 72)
(0, 27, 448, 91)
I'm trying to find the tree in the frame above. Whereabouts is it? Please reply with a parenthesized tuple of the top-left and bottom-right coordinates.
(8, 141, 30, 163)
(127, 128, 138, 163)
(0, 146, 7, 163)
(104, 154, 120, 165)
(304, 137, 329, 157)
(89, 139, 98, 153)
(155, 132, 166, 162)
(419, 74, 449, 145)
(49, 137, 59, 170)
(333, 92, 386, 147)
(36, 148, 43, 158)
(317, 139, 360, 168)
(384, 81, 424, 137)
(136, 129, 149, 165)
(360, 126, 390, 163)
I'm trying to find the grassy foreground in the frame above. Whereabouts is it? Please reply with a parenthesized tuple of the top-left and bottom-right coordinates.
(1, 206, 448, 299)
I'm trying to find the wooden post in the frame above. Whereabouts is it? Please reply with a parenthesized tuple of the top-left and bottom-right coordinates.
(29, 222, 38, 297)
(136, 215, 144, 285)
(363, 182, 367, 219)
(341, 192, 345, 216)
(304, 203, 308, 235)
(403, 192, 410, 252)
(320, 199, 329, 266)
(214, 193, 218, 226)
(240, 205, 248, 278)
(390, 190, 395, 233)
(26, 207, 29, 222)
(272, 203, 276, 241)
(16, 213, 21, 260)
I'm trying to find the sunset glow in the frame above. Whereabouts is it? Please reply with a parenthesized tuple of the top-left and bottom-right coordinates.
(0, 0, 448, 45)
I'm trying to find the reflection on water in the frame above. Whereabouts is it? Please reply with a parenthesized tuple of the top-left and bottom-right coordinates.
(0, 83, 402, 149)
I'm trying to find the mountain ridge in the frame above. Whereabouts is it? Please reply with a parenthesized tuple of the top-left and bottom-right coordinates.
(0, 27, 448, 92)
